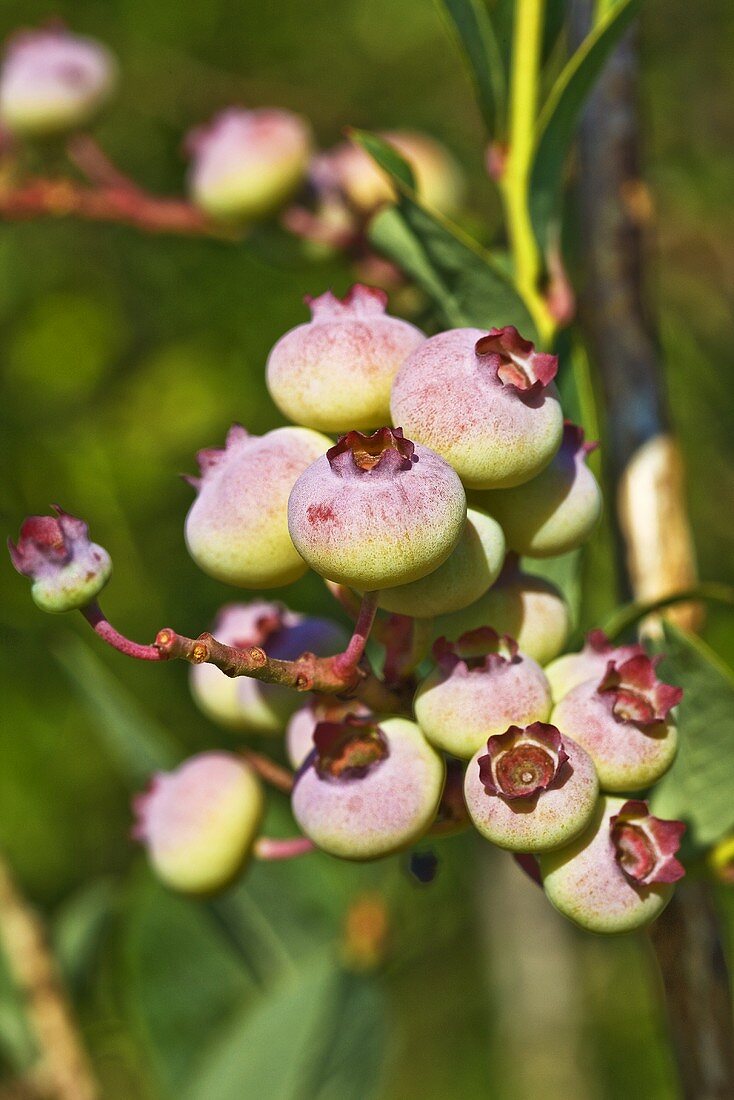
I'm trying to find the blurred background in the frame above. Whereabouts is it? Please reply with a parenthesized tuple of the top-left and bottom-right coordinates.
(1, 1, 733, 1096)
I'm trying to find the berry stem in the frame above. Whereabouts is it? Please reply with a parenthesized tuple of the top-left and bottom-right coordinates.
(240, 749, 294, 794)
(81, 602, 165, 661)
(331, 590, 379, 679)
(253, 836, 316, 861)
(0, 173, 237, 238)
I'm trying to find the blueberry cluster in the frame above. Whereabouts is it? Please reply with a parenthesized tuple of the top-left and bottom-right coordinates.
(10, 284, 686, 934)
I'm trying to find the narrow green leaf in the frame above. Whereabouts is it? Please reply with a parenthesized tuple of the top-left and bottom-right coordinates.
(603, 583, 734, 641)
(529, 0, 642, 250)
(352, 130, 537, 337)
(439, 0, 506, 137)
(183, 953, 386, 1100)
(54, 632, 180, 784)
(650, 625, 734, 847)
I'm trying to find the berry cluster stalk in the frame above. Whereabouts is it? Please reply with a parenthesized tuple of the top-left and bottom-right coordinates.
(575, 8, 734, 1095)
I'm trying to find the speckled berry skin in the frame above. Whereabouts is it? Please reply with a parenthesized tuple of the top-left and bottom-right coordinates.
(185, 424, 332, 588)
(313, 130, 465, 217)
(540, 797, 682, 934)
(414, 630, 552, 758)
(465, 728, 599, 852)
(190, 602, 347, 734)
(186, 107, 311, 222)
(292, 717, 445, 860)
(0, 27, 116, 137)
(435, 564, 570, 665)
(390, 327, 563, 489)
(377, 508, 505, 618)
(287, 428, 466, 590)
(266, 285, 425, 433)
(545, 629, 644, 703)
(474, 423, 602, 557)
(551, 657, 681, 792)
(132, 752, 264, 896)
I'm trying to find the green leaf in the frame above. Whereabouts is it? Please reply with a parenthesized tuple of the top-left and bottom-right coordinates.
(183, 952, 386, 1100)
(603, 583, 734, 641)
(439, 0, 506, 138)
(52, 877, 117, 994)
(54, 632, 180, 784)
(650, 624, 734, 847)
(352, 130, 537, 337)
(529, 0, 642, 251)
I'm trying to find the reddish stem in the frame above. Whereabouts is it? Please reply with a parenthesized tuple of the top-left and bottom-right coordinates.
(331, 590, 379, 679)
(0, 176, 236, 237)
(240, 749, 294, 794)
(253, 836, 316, 861)
(81, 603, 164, 662)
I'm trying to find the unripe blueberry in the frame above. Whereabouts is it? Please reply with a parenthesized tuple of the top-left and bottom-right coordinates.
(190, 602, 348, 734)
(0, 27, 116, 137)
(132, 752, 264, 895)
(540, 797, 685, 934)
(376, 508, 505, 618)
(464, 723, 599, 852)
(286, 698, 371, 768)
(287, 428, 466, 590)
(9, 507, 111, 613)
(185, 107, 311, 222)
(709, 834, 734, 885)
(292, 716, 445, 860)
(390, 326, 563, 489)
(434, 562, 571, 665)
(551, 655, 682, 792)
(545, 629, 645, 703)
(473, 423, 602, 557)
(185, 424, 332, 589)
(414, 629, 552, 759)
(266, 285, 425, 433)
(314, 130, 465, 217)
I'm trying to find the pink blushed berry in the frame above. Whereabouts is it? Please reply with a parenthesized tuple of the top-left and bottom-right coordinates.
(545, 629, 645, 703)
(9, 506, 111, 613)
(132, 752, 264, 895)
(551, 654, 681, 792)
(266, 285, 425, 433)
(185, 107, 311, 222)
(0, 26, 116, 137)
(291, 717, 445, 860)
(376, 507, 505, 618)
(190, 602, 348, 735)
(540, 797, 685, 934)
(390, 326, 563, 489)
(287, 427, 466, 590)
(435, 562, 571, 666)
(474, 422, 602, 557)
(414, 629, 552, 759)
(464, 723, 599, 852)
(313, 130, 465, 218)
(184, 423, 332, 589)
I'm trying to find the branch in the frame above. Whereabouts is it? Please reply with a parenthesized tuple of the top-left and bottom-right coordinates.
(78, 598, 410, 715)
(0, 853, 99, 1100)
(0, 176, 234, 238)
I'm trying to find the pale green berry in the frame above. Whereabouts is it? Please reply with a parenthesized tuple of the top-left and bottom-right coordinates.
(540, 797, 685, 934)
(464, 724, 599, 852)
(377, 508, 505, 618)
(473, 423, 602, 557)
(291, 717, 445, 860)
(185, 424, 332, 589)
(132, 753, 264, 896)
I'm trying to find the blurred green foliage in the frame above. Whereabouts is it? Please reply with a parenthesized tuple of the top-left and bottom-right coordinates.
(1, 1, 733, 1096)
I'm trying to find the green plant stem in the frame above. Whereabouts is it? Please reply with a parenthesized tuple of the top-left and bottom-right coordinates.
(503, 0, 554, 342)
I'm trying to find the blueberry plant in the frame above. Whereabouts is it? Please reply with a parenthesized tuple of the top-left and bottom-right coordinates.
(4, 5, 734, 1099)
